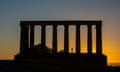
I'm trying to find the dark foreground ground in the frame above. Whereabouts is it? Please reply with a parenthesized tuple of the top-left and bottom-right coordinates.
(0, 60, 120, 72)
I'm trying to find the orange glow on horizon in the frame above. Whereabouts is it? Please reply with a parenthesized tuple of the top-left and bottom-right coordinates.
(0, 25, 120, 66)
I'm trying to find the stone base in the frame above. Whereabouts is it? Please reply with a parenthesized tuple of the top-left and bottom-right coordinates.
(15, 53, 107, 68)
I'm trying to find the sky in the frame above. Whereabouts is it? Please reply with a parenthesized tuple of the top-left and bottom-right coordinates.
(0, 0, 120, 64)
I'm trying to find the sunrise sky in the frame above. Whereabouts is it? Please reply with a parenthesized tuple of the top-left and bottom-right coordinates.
(0, 0, 120, 64)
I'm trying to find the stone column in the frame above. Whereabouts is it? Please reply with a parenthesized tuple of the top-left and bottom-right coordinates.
(96, 23, 102, 55)
(64, 25, 69, 54)
(87, 24, 92, 55)
(76, 25, 80, 54)
(20, 24, 29, 54)
(52, 24, 57, 54)
(41, 24, 46, 49)
(30, 25, 34, 49)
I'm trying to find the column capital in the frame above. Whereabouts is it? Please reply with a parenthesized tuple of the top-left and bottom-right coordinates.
(30, 24, 35, 27)
(96, 23, 102, 27)
(53, 24, 57, 26)
(64, 24, 69, 27)
(41, 24, 46, 26)
(20, 24, 29, 28)
(53, 24, 57, 28)
(76, 24, 80, 26)
(87, 24, 92, 27)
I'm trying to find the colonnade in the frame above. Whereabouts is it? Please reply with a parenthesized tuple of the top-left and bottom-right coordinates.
(20, 21, 102, 55)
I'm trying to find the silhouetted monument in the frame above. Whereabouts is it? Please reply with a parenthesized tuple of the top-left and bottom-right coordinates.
(15, 20, 107, 68)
